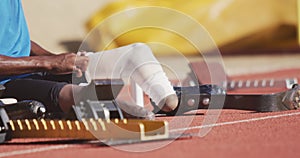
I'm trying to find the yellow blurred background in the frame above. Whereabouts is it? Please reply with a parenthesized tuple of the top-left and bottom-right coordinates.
(23, 0, 299, 56)
(85, 0, 299, 55)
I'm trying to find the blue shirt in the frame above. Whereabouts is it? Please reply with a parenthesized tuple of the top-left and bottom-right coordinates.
(0, 0, 31, 84)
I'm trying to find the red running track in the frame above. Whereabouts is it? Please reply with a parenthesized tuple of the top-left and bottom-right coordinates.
(1, 109, 300, 158)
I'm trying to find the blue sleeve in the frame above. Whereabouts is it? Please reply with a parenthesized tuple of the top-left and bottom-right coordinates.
(0, 0, 31, 84)
(0, 0, 31, 57)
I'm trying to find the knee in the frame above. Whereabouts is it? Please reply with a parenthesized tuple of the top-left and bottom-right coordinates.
(132, 43, 152, 53)
(127, 43, 155, 60)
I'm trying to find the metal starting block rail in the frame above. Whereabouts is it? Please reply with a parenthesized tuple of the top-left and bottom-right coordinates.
(0, 79, 171, 145)
(0, 107, 169, 145)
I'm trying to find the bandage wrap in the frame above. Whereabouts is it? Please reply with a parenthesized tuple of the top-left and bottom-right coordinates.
(85, 43, 175, 105)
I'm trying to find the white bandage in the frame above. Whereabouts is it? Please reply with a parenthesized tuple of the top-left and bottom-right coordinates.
(85, 43, 175, 105)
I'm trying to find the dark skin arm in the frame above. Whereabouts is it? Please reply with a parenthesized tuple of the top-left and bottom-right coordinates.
(0, 41, 88, 77)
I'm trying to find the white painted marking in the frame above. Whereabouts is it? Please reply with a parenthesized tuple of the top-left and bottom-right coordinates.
(261, 80, 267, 87)
(230, 81, 235, 89)
(237, 80, 243, 88)
(246, 80, 251, 87)
(254, 80, 259, 87)
(269, 79, 275, 87)
(0, 145, 70, 158)
(170, 111, 300, 133)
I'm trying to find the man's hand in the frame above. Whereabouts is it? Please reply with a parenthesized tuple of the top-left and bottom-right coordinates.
(30, 41, 89, 77)
(49, 53, 89, 77)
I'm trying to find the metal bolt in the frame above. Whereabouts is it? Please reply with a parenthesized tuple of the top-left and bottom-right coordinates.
(80, 101, 84, 106)
(187, 99, 195, 107)
(202, 98, 210, 106)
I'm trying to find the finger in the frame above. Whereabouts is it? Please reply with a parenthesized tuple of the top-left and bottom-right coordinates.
(75, 63, 87, 73)
(77, 51, 87, 56)
(80, 60, 88, 72)
(75, 56, 89, 72)
(73, 67, 83, 77)
(75, 56, 89, 63)
(77, 51, 83, 56)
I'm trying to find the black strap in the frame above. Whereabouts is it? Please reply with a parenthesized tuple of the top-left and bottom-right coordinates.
(152, 84, 300, 116)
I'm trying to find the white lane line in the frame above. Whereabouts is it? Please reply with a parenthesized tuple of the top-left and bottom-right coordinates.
(170, 111, 300, 132)
(0, 145, 70, 158)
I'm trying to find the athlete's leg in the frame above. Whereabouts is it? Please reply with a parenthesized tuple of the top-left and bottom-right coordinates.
(86, 43, 178, 111)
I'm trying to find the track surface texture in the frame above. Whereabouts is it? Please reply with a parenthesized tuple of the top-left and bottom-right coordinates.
(1, 110, 300, 158)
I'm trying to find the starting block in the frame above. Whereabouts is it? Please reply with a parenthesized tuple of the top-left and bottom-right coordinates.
(0, 108, 170, 145)
(0, 80, 171, 145)
(71, 79, 125, 121)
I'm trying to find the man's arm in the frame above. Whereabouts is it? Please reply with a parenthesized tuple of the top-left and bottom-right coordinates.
(0, 53, 88, 77)
(0, 55, 51, 75)
(0, 40, 90, 77)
